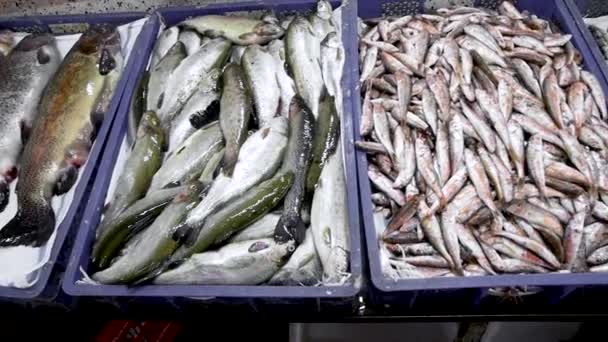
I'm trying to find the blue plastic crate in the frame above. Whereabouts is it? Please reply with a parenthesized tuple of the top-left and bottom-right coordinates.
(0, 12, 150, 300)
(353, 0, 608, 311)
(63, 0, 363, 313)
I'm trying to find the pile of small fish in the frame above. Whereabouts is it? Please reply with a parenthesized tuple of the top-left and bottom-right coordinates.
(88, 1, 351, 286)
(357, 1, 608, 278)
(0, 26, 123, 247)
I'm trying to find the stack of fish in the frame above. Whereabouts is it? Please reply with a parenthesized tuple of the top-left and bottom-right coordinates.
(0, 26, 123, 247)
(89, 1, 351, 286)
(357, 1, 608, 278)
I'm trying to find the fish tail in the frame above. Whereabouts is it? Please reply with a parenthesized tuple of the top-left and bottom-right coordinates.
(274, 214, 306, 245)
(221, 148, 238, 177)
(0, 201, 55, 247)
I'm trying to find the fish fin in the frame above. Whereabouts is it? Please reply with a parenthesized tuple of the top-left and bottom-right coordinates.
(98, 48, 116, 75)
(19, 120, 31, 145)
(189, 100, 220, 129)
(220, 149, 238, 177)
(37, 46, 51, 64)
(273, 215, 306, 245)
(156, 92, 165, 110)
(0, 204, 55, 247)
(54, 165, 79, 196)
(0, 180, 9, 213)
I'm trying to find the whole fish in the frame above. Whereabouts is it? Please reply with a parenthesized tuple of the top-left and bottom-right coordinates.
(393, 124, 416, 188)
(242, 45, 280, 128)
(185, 116, 288, 230)
(157, 38, 231, 127)
(0, 34, 61, 212)
(274, 96, 315, 244)
(179, 15, 285, 45)
(0, 26, 122, 247)
(311, 142, 350, 284)
(101, 111, 165, 230)
(155, 238, 294, 285)
(92, 182, 204, 284)
(219, 63, 252, 176)
(269, 229, 322, 285)
(173, 172, 294, 262)
(306, 96, 340, 193)
(527, 135, 548, 200)
(286, 17, 325, 117)
(127, 71, 148, 145)
(321, 32, 345, 113)
(91, 186, 187, 269)
(146, 41, 186, 112)
(149, 121, 223, 192)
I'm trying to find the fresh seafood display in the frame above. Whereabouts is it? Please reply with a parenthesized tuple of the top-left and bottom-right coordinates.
(357, 1, 608, 278)
(89, 1, 351, 286)
(0, 25, 124, 247)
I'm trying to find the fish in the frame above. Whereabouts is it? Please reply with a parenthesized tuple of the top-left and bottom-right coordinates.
(146, 41, 186, 112)
(269, 229, 322, 285)
(0, 34, 61, 212)
(172, 172, 294, 262)
(321, 32, 345, 114)
(91, 185, 188, 269)
(149, 27, 179, 68)
(179, 15, 284, 45)
(218, 63, 252, 176)
(0, 26, 122, 247)
(185, 116, 288, 231)
(92, 182, 204, 284)
(100, 111, 165, 230)
(178, 30, 202, 56)
(267, 39, 296, 118)
(393, 124, 416, 188)
(155, 238, 294, 285)
(242, 45, 280, 128)
(149, 121, 223, 192)
(306, 96, 340, 193)
(157, 38, 231, 127)
(168, 69, 220, 152)
(127, 71, 148, 146)
(311, 142, 350, 284)
(229, 212, 280, 243)
(0, 30, 15, 56)
(274, 96, 315, 244)
(526, 135, 548, 200)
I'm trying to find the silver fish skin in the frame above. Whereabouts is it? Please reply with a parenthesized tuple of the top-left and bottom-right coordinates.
(564, 210, 588, 272)
(167, 69, 220, 153)
(369, 164, 405, 206)
(458, 35, 507, 67)
(421, 87, 438, 134)
(543, 71, 565, 129)
(507, 120, 525, 181)
(506, 201, 564, 237)
(0, 34, 61, 212)
(267, 40, 296, 119)
(242, 45, 280, 128)
(269, 229, 321, 285)
(463, 24, 501, 53)
(286, 17, 325, 117)
(498, 80, 513, 119)
(448, 111, 465, 173)
(198, 148, 224, 188)
(229, 212, 280, 243)
(510, 58, 542, 98)
(321, 32, 345, 115)
(158, 38, 231, 126)
(373, 103, 395, 157)
(417, 201, 454, 268)
(178, 30, 202, 56)
(425, 68, 451, 121)
(478, 146, 504, 201)
(476, 89, 518, 165)
(311, 142, 350, 284)
(511, 114, 564, 148)
(149, 122, 223, 192)
(219, 63, 252, 176)
(360, 46, 378, 83)
(154, 238, 294, 285)
(186, 116, 288, 227)
(436, 120, 451, 185)
(150, 27, 179, 68)
(567, 81, 586, 136)
(558, 130, 594, 185)
(146, 41, 187, 112)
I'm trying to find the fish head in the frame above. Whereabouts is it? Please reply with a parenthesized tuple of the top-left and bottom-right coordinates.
(255, 21, 284, 38)
(12, 33, 54, 52)
(138, 110, 166, 147)
(316, 0, 333, 20)
(76, 25, 119, 55)
(321, 31, 340, 48)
